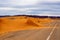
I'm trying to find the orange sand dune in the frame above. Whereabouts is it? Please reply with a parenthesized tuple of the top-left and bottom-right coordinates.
(0, 16, 54, 34)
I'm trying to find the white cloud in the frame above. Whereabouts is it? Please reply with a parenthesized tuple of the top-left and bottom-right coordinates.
(0, 7, 39, 11)
(0, 0, 60, 16)
(1, 0, 38, 6)
(0, 7, 40, 15)
(41, 0, 60, 2)
(0, 0, 60, 6)
(0, 7, 28, 12)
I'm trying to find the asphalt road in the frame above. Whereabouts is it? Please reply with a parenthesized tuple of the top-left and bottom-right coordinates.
(0, 20, 60, 40)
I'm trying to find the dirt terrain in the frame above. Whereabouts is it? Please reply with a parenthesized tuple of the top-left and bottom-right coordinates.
(0, 16, 60, 40)
(0, 16, 54, 34)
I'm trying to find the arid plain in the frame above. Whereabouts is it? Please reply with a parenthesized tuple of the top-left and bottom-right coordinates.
(0, 16, 60, 40)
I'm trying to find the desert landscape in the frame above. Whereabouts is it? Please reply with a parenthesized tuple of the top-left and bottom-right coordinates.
(0, 15, 54, 34)
(0, 15, 60, 40)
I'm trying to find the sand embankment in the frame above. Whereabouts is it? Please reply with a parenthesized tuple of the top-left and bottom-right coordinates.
(0, 16, 54, 34)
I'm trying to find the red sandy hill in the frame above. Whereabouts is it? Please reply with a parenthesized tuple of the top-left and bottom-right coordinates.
(0, 16, 54, 34)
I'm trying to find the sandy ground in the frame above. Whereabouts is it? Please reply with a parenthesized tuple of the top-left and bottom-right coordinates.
(0, 16, 54, 34)
(0, 16, 60, 40)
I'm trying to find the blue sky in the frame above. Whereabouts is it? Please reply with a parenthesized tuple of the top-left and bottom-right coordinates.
(0, 0, 60, 16)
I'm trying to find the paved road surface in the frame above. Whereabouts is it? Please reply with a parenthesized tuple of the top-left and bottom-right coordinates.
(0, 20, 60, 40)
(50, 20, 60, 40)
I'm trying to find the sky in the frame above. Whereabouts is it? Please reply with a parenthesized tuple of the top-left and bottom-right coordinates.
(0, 0, 60, 16)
